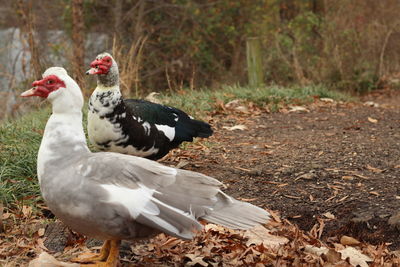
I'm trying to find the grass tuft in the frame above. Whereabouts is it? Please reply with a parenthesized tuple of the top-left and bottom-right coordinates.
(159, 84, 352, 117)
(0, 106, 51, 206)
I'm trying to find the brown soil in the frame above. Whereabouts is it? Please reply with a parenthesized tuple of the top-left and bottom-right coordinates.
(162, 89, 400, 249)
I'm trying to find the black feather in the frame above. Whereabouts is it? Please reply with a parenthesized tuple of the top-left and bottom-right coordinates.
(89, 95, 213, 160)
(124, 99, 213, 145)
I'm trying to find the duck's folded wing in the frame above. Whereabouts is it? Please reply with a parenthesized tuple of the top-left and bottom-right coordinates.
(123, 99, 178, 126)
(124, 99, 213, 142)
(79, 152, 269, 239)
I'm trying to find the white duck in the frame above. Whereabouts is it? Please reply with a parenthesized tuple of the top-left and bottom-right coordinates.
(21, 67, 270, 266)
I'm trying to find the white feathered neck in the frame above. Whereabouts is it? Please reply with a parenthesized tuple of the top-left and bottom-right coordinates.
(44, 67, 84, 114)
(37, 67, 89, 184)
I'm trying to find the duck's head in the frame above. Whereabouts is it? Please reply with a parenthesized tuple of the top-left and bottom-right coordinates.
(86, 52, 118, 76)
(21, 67, 84, 111)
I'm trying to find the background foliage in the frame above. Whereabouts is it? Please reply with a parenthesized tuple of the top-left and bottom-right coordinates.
(2, 0, 400, 98)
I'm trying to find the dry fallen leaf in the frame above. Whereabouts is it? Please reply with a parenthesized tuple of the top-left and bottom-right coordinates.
(339, 247, 372, 267)
(288, 106, 309, 113)
(363, 101, 379, 107)
(222, 125, 247, 131)
(234, 106, 249, 113)
(176, 160, 189, 169)
(304, 245, 329, 256)
(204, 223, 228, 233)
(38, 228, 45, 237)
(225, 99, 241, 108)
(144, 92, 162, 104)
(342, 175, 354, 181)
(323, 249, 342, 264)
(366, 165, 383, 173)
(320, 98, 335, 103)
(2, 211, 11, 220)
(268, 209, 282, 223)
(340, 235, 360, 246)
(185, 253, 208, 266)
(369, 191, 380, 196)
(244, 224, 288, 248)
(28, 252, 79, 267)
(22, 205, 32, 218)
(323, 212, 335, 220)
(367, 117, 378, 123)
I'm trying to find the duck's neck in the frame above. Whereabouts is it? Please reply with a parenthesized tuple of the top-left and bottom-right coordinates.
(37, 110, 89, 183)
(97, 69, 119, 88)
(89, 83, 123, 117)
(51, 93, 84, 114)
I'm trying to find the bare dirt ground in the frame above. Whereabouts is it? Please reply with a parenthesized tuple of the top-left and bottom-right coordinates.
(164, 89, 400, 249)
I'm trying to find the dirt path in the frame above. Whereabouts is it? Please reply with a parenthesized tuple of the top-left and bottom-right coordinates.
(163, 89, 400, 249)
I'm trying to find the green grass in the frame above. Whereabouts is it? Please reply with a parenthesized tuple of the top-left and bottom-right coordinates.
(0, 106, 51, 207)
(160, 84, 353, 116)
(0, 84, 352, 207)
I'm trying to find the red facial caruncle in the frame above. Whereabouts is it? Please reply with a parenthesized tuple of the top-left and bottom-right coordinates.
(87, 56, 113, 75)
(21, 75, 66, 98)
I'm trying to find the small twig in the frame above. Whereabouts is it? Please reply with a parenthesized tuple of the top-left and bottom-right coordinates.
(284, 195, 301, 199)
(234, 166, 252, 172)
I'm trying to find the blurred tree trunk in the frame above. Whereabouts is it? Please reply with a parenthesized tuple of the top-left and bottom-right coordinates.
(246, 37, 264, 87)
(71, 0, 85, 90)
(134, 0, 146, 42)
(311, 0, 325, 15)
(17, 0, 43, 78)
(113, 0, 123, 41)
(310, 0, 325, 54)
(278, 0, 307, 85)
(279, 0, 298, 23)
(230, 39, 244, 82)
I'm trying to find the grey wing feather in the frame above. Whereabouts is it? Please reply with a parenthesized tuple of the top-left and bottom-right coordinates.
(80, 152, 269, 239)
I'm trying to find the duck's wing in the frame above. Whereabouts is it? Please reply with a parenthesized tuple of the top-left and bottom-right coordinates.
(124, 99, 213, 143)
(80, 152, 269, 239)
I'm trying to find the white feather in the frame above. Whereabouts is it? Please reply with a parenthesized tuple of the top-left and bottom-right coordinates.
(155, 124, 175, 141)
(88, 110, 123, 143)
(101, 182, 196, 236)
(38, 113, 87, 184)
(142, 122, 151, 135)
(101, 183, 159, 219)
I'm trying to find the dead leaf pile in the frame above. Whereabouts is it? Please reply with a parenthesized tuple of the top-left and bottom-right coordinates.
(0, 205, 50, 266)
(0, 204, 395, 266)
(121, 214, 399, 266)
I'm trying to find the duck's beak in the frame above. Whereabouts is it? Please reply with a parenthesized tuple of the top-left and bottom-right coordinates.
(20, 87, 37, 97)
(86, 67, 97, 75)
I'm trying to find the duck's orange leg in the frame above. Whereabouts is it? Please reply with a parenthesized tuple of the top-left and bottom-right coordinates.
(81, 240, 121, 267)
(71, 240, 111, 263)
